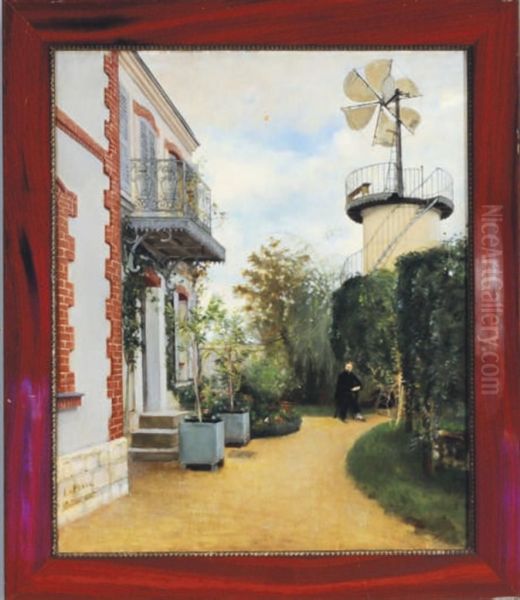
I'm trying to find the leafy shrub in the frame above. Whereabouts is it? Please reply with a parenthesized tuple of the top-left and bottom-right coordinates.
(175, 383, 196, 411)
(396, 238, 467, 464)
(251, 414, 302, 438)
(331, 269, 399, 391)
(240, 354, 295, 422)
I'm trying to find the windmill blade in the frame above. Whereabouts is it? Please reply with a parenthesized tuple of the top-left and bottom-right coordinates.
(381, 75, 397, 102)
(384, 104, 421, 134)
(343, 69, 380, 102)
(395, 77, 420, 98)
(400, 107, 421, 132)
(365, 59, 393, 94)
(341, 104, 378, 130)
(373, 108, 396, 147)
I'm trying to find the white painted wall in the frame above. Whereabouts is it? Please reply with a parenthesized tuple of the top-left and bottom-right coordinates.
(55, 51, 109, 150)
(56, 130, 111, 455)
(144, 281, 168, 412)
(362, 204, 442, 272)
(118, 57, 199, 415)
(119, 66, 193, 162)
(123, 344, 144, 432)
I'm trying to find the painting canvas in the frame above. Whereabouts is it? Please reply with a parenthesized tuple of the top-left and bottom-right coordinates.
(53, 48, 470, 555)
(4, 1, 518, 598)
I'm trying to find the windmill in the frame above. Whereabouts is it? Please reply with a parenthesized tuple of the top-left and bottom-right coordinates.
(340, 59, 454, 276)
(341, 59, 421, 197)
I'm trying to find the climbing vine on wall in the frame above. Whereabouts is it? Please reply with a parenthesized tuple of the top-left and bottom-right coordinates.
(122, 264, 147, 367)
(165, 296, 177, 390)
(121, 233, 157, 368)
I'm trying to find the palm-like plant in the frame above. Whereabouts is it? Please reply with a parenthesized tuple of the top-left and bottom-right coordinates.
(211, 311, 250, 411)
(177, 296, 225, 421)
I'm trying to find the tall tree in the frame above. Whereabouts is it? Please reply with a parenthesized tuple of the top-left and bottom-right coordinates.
(286, 265, 338, 403)
(331, 269, 399, 390)
(235, 238, 338, 403)
(234, 238, 310, 349)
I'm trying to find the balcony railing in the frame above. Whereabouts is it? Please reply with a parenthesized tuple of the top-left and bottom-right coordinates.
(346, 162, 454, 206)
(131, 159, 212, 231)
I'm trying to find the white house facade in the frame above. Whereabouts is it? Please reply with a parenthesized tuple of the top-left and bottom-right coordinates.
(55, 50, 224, 527)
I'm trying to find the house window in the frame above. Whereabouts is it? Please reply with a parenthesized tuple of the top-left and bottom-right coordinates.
(119, 86, 131, 196)
(139, 117, 157, 208)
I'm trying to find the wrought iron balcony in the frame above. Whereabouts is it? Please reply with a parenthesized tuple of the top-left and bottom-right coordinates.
(126, 159, 225, 263)
(345, 162, 454, 223)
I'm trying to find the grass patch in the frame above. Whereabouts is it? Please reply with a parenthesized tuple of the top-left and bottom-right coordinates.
(294, 404, 377, 417)
(294, 404, 334, 417)
(347, 422, 468, 546)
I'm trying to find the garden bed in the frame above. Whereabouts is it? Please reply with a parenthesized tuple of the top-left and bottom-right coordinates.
(347, 422, 467, 546)
(251, 415, 302, 438)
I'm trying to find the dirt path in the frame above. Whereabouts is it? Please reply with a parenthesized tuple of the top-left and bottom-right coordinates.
(59, 415, 453, 553)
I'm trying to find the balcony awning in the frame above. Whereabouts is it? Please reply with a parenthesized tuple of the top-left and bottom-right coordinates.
(126, 215, 225, 262)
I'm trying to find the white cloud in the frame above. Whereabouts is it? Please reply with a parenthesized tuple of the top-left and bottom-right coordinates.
(141, 50, 467, 302)
(143, 50, 351, 135)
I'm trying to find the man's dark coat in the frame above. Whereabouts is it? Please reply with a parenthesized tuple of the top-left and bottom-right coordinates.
(335, 371, 362, 399)
(334, 370, 363, 419)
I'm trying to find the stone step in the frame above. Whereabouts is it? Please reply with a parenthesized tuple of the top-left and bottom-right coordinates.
(131, 428, 179, 449)
(139, 412, 189, 429)
(129, 447, 179, 462)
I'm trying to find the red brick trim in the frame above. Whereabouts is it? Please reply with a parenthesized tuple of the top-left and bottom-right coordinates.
(104, 52, 124, 441)
(133, 100, 160, 136)
(164, 139, 183, 159)
(56, 108, 106, 163)
(56, 178, 78, 398)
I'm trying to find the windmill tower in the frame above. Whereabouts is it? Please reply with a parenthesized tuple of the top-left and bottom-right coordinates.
(341, 59, 454, 276)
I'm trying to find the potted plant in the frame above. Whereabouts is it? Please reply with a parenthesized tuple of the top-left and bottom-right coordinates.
(212, 312, 251, 446)
(177, 295, 225, 470)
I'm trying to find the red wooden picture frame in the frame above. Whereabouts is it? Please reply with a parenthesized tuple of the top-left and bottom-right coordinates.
(4, 0, 518, 598)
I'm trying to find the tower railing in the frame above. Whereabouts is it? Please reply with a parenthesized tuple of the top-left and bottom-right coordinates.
(345, 163, 453, 206)
(341, 166, 454, 281)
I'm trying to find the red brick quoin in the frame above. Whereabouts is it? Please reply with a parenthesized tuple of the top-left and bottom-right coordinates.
(104, 51, 124, 440)
(56, 179, 77, 396)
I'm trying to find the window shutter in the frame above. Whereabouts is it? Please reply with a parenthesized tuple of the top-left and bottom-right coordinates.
(139, 118, 156, 161)
(139, 118, 157, 207)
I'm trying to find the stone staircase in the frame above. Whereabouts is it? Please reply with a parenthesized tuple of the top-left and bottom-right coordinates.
(129, 412, 188, 462)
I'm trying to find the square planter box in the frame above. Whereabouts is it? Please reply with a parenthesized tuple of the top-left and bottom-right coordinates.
(219, 411, 250, 447)
(179, 419, 225, 470)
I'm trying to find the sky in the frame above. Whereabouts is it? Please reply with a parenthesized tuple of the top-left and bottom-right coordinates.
(141, 50, 468, 307)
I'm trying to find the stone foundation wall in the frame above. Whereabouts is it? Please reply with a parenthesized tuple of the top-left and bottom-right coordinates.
(57, 437, 128, 527)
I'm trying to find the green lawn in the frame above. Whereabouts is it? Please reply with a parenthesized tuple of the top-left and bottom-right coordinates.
(294, 404, 335, 417)
(347, 422, 468, 546)
(295, 404, 377, 418)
